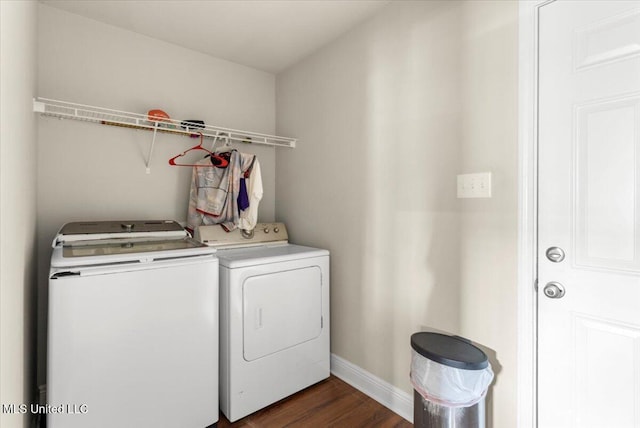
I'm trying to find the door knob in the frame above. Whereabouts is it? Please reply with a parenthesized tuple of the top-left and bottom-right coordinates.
(543, 281, 565, 299)
(546, 247, 565, 263)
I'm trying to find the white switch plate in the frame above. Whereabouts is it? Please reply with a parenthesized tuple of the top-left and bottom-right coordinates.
(457, 172, 492, 198)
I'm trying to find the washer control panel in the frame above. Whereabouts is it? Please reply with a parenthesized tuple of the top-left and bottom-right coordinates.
(195, 223, 288, 248)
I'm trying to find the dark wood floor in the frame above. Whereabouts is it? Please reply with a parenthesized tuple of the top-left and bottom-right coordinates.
(217, 375, 411, 428)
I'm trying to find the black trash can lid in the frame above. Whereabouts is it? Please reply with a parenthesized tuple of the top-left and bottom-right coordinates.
(411, 332, 488, 370)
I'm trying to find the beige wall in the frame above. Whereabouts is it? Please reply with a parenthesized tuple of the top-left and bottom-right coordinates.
(10, 2, 520, 425)
(276, 1, 519, 426)
(0, 1, 38, 428)
(35, 4, 278, 384)
(459, 2, 519, 427)
(276, 0, 463, 395)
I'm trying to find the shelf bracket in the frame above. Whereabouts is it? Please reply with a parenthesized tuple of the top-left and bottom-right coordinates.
(145, 123, 160, 174)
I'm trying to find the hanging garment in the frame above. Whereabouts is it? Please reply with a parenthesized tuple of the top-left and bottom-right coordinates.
(238, 178, 250, 211)
(238, 159, 263, 231)
(186, 150, 256, 233)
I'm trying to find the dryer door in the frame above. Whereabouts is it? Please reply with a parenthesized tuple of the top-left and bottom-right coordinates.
(243, 266, 322, 361)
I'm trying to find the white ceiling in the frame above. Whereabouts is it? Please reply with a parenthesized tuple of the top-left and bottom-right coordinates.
(41, 0, 390, 74)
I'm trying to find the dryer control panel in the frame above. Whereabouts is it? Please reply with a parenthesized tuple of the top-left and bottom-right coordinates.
(195, 222, 288, 248)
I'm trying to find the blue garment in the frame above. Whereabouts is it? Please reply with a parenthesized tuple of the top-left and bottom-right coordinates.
(238, 178, 250, 211)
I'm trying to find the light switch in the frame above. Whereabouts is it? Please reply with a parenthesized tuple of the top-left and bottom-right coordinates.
(457, 172, 492, 198)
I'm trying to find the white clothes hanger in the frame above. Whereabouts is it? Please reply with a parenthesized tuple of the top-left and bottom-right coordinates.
(212, 132, 233, 153)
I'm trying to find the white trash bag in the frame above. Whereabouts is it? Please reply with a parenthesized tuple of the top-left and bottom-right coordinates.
(410, 349, 494, 408)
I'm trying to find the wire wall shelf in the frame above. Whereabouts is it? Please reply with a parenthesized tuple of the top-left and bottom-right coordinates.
(33, 97, 296, 173)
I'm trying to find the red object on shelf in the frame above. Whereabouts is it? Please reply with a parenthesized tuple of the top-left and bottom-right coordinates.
(147, 109, 170, 122)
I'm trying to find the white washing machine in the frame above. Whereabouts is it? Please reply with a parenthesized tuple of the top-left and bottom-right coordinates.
(195, 223, 330, 422)
(48, 220, 219, 428)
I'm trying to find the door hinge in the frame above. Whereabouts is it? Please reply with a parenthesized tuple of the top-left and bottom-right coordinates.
(321, 316, 324, 328)
(534, 278, 538, 292)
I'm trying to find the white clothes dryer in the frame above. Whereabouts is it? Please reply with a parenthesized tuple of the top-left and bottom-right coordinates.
(196, 223, 330, 422)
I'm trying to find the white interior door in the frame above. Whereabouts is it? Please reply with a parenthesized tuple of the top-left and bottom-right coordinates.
(538, 1, 640, 427)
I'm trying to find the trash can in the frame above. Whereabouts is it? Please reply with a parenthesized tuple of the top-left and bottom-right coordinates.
(410, 332, 494, 428)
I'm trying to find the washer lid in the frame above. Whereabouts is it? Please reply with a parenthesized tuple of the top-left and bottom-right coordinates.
(50, 220, 217, 267)
(216, 244, 328, 268)
(53, 220, 187, 246)
(410, 332, 488, 370)
(50, 237, 216, 268)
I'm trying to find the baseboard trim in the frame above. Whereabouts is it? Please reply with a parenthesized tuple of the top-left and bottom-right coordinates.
(330, 353, 413, 422)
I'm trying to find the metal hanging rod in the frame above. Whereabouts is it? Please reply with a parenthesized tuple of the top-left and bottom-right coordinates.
(33, 97, 296, 173)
